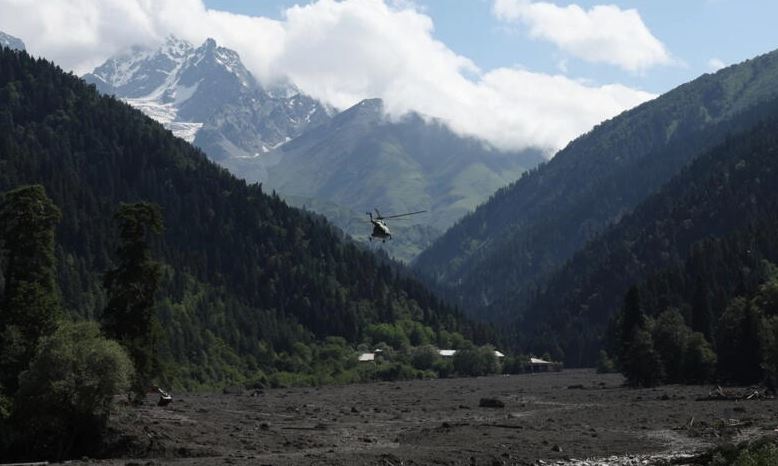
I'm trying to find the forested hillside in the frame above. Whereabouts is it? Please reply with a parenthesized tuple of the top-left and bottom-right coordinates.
(518, 102, 778, 366)
(414, 48, 778, 319)
(0, 47, 489, 389)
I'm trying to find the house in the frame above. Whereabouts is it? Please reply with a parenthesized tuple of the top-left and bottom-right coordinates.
(358, 352, 375, 362)
(528, 357, 554, 372)
(439, 349, 505, 359)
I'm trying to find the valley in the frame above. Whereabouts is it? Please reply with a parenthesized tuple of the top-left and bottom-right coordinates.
(84, 37, 544, 263)
(3, 2, 778, 463)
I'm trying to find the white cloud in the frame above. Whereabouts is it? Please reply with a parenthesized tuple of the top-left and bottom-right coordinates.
(708, 57, 726, 72)
(493, 0, 673, 72)
(0, 0, 655, 153)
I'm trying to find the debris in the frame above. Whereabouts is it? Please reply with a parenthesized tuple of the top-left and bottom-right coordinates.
(479, 397, 505, 408)
(697, 385, 772, 401)
(157, 387, 173, 406)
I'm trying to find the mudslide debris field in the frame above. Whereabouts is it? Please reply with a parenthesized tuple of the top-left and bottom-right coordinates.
(89, 369, 777, 465)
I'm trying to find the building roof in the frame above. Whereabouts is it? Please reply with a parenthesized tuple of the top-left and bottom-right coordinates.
(494, 350, 505, 358)
(439, 349, 457, 357)
(358, 352, 375, 362)
(529, 357, 552, 365)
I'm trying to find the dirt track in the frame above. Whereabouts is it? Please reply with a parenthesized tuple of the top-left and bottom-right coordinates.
(89, 369, 778, 465)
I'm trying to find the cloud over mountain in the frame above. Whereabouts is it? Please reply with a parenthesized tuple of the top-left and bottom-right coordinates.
(0, 0, 655, 152)
(492, 0, 673, 72)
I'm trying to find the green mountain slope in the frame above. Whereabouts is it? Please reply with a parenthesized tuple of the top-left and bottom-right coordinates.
(414, 48, 778, 317)
(224, 98, 544, 263)
(0, 47, 488, 388)
(520, 101, 778, 366)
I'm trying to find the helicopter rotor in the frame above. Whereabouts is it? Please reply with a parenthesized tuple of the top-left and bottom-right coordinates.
(378, 209, 426, 220)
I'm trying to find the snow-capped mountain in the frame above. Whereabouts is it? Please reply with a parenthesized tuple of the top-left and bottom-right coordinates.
(0, 31, 25, 51)
(83, 36, 331, 160)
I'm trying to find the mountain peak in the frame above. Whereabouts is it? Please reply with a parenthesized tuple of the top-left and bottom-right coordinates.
(161, 34, 193, 57)
(0, 31, 25, 51)
(336, 98, 385, 123)
(165, 33, 185, 44)
(202, 37, 217, 50)
(357, 98, 384, 109)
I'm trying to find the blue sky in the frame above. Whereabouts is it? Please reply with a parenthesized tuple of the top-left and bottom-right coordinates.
(3, 0, 777, 152)
(204, 0, 778, 95)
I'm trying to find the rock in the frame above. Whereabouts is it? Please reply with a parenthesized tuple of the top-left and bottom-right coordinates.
(479, 397, 505, 408)
(222, 385, 244, 395)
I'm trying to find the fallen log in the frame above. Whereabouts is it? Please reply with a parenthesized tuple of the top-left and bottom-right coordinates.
(696, 385, 772, 401)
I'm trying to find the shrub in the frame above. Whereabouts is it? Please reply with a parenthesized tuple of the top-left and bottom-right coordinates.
(11, 321, 134, 461)
(432, 358, 453, 378)
(708, 438, 778, 466)
(595, 350, 616, 374)
(453, 345, 498, 377)
(411, 345, 439, 370)
(375, 362, 418, 381)
(683, 332, 717, 384)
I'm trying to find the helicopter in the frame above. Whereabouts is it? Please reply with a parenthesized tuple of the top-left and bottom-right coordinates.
(367, 208, 426, 242)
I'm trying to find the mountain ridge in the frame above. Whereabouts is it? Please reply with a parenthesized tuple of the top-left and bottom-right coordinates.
(414, 47, 778, 316)
(0, 31, 25, 51)
(520, 96, 778, 365)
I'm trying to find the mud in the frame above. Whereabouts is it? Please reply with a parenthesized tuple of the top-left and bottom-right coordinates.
(86, 369, 778, 465)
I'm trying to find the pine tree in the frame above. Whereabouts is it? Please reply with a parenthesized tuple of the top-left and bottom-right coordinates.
(618, 286, 644, 365)
(622, 328, 664, 387)
(102, 203, 163, 399)
(716, 297, 763, 384)
(0, 185, 61, 394)
(691, 279, 714, 341)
